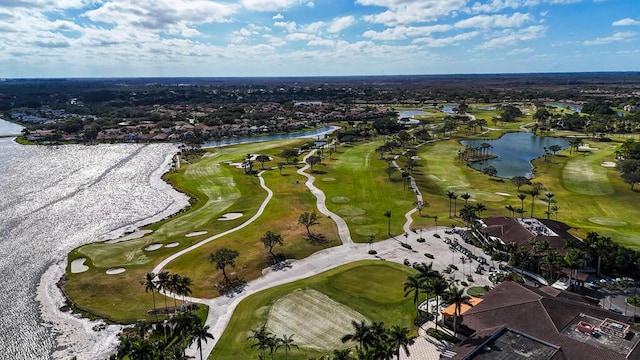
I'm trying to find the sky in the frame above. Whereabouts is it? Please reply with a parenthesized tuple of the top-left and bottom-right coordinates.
(0, 0, 639, 78)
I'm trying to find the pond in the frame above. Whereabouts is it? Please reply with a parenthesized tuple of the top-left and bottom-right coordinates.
(461, 132, 570, 179)
(202, 125, 338, 148)
(398, 110, 428, 118)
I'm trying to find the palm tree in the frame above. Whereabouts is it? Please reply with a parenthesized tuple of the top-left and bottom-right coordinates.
(474, 202, 487, 217)
(128, 338, 156, 360)
(248, 326, 272, 360)
(517, 193, 527, 219)
(445, 287, 473, 337)
(544, 192, 555, 219)
(541, 249, 562, 281)
(387, 325, 416, 360)
(169, 273, 181, 311)
(383, 210, 391, 236)
(155, 271, 171, 315)
(141, 272, 159, 322)
(341, 320, 371, 349)
(430, 277, 450, 331)
(276, 334, 299, 360)
(404, 275, 423, 317)
(505, 204, 516, 218)
(176, 275, 193, 311)
(564, 249, 585, 290)
(446, 191, 456, 218)
(529, 184, 543, 218)
(460, 192, 471, 206)
(190, 323, 214, 360)
(452, 192, 459, 217)
(332, 348, 353, 360)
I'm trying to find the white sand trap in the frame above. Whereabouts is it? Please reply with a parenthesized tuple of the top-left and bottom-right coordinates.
(579, 145, 597, 151)
(105, 229, 153, 244)
(185, 231, 208, 237)
(165, 242, 179, 248)
(218, 213, 243, 221)
(144, 243, 163, 251)
(70, 258, 89, 274)
(106, 268, 125, 275)
(601, 161, 616, 168)
(265, 289, 368, 351)
(494, 192, 511, 196)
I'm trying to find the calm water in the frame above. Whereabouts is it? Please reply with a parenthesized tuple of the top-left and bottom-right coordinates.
(202, 125, 337, 147)
(461, 132, 570, 179)
(0, 133, 189, 359)
(0, 118, 24, 136)
(398, 110, 427, 118)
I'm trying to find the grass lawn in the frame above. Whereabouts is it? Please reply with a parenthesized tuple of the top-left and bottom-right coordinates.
(311, 140, 417, 242)
(413, 136, 640, 249)
(466, 286, 489, 297)
(64, 139, 340, 321)
(211, 260, 416, 360)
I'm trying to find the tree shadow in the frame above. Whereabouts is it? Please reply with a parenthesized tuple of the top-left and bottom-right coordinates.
(305, 233, 328, 245)
(216, 277, 247, 297)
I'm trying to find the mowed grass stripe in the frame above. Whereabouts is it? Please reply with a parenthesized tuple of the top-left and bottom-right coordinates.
(266, 289, 367, 350)
(562, 154, 613, 195)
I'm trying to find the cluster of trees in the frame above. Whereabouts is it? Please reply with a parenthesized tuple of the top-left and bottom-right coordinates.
(142, 271, 193, 319)
(617, 139, 640, 189)
(246, 326, 299, 360)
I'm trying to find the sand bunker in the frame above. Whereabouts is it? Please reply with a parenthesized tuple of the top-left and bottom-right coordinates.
(494, 192, 511, 196)
(106, 268, 125, 275)
(218, 213, 243, 221)
(70, 258, 89, 274)
(185, 231, 208, 237)
(579, 145, 597, 151)
(105, 229, 153, 244)
(144, 243, 163, 251)
(601, 161, 617, 168)
(165, 242, 179, 248)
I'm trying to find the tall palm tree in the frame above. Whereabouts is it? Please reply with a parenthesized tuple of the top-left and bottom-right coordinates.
(190, 323, 214, 360)
(529, 183, 543, 219)
(404, 275, 423, 317)
(564, 249, 585, 290)
(452, 193, 459, 217)
(128, 338, 156, 360)
(341, 320, 371, 349)
(177, 275, 193, 311)
(517, 193, 527, 219)
(460, 192, 471, 206)
(430, 277, 450, 331)
(383, 210, 391, 236)
(541, 249, 562, 281)
(155, 271, 171, 315)
(474, 203, 487, 217)
(445, 287, 473, 337)
(544, 192, 555, 219)
(169, 273, 181, 311)
(505, 204, 516, 218)
(276, 334, 299, 360)
(248, 326, 272, 360)
(446, 191, 456, 218)
(141, 272, 158, 322)
(332, 348, 353, 360)
(388, 325, 416, 360)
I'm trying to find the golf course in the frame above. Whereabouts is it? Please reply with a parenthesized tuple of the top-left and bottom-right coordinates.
(62, 105, 640, 359)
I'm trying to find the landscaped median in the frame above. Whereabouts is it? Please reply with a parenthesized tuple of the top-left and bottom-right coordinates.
(211, 260, 416, 360)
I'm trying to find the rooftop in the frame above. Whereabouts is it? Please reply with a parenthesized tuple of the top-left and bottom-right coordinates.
(463, 327, 561, 360)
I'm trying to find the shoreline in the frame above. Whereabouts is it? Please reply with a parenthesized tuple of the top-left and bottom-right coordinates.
(36, 145, 190, 359)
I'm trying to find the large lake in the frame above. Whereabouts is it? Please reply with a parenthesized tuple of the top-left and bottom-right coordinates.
(0, 118, 24, 136)
(461, 132, 570, 179)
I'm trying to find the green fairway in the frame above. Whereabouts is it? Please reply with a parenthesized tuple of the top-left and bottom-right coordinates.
(211, 261, 415, 360)
(64, 139, 340, 321)
(312, 140, 417, 241)
(413, 136, 640, 249)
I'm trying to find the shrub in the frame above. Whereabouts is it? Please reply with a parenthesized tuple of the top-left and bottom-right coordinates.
(417, 237, 426, 243)
(433, 234, 441, 238)
(460, 281, 468, 287)
(449, 264, 459, 271)
(401, 243, 412, 250)
(424, 253, 434, 259)
(426, 328, 459, 343)
(368, 250, 378, 255)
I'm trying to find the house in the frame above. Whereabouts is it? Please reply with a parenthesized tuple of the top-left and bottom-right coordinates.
(449, 281, 640, 359)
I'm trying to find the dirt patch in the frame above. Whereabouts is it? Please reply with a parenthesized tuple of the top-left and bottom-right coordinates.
(265, 289, 368, 351)
(601, 161, 616, 168)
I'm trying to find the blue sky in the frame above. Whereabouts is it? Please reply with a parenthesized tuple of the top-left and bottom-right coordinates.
(1, 0, 638, 78)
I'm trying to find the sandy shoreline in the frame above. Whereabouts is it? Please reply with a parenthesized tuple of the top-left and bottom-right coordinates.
(36, 147, 190, 359)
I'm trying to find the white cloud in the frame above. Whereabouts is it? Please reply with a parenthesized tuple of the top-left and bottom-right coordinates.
(286, 32, 318, 41)
(412, 31, 479, 47)
(583, 31, 636, 45)
(455, 12, 532, 29)
(299, 21, 325, 33)
(272, 13, 284, 20)
(240, 0, 304, 11)
(363, 24, 452, 40)
(327, 16, 355, 33)
(274, 21, 297, 32)
(507, 47, 534, 55)
(359, 0, 467, 25)
(306, 1, 315, 8)
(612, 18, 640, 26)
(308, 38, 335, 46)
(477, 25, 545, 49)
